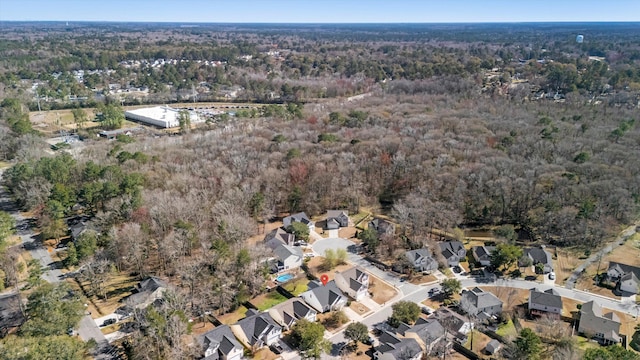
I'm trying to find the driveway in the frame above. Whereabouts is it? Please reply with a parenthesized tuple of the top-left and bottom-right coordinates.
(565, 221, 639, 289)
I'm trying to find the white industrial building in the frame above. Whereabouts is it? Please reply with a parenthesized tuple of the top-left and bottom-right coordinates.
(124, 106, 202, 128)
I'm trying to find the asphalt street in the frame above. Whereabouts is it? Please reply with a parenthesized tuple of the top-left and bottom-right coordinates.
(0, 170, 108, 351)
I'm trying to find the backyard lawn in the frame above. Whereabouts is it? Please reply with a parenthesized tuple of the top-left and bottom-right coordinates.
(250, 291, 288, 311)
(282, 277, 309, 296)
(67, 273, 137, 318)
(217, 305, 249, 325)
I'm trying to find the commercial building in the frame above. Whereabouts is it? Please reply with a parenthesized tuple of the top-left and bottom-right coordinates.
(124, 106, 202, 128)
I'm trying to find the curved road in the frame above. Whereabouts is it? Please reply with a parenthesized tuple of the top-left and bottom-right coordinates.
(0, 169, 109, 354)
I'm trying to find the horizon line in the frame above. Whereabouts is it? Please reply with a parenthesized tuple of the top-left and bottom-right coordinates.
(2, 20, 639, 24)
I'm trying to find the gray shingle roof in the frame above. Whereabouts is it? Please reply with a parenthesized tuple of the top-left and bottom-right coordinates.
(273, 243, 303, 262)
(608, 261, 640, 278)
(304, 280, 346, 309)
(203, 325, 243, 360)
(236, 311, 281, 346)
(529, 288, 562, 308)
(406, 248, 433, 263)
(406, 318, 444, 342)
(462, 288, 502, 310)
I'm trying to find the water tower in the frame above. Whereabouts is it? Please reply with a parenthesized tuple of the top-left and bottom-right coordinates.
(576, 34, 584, 43)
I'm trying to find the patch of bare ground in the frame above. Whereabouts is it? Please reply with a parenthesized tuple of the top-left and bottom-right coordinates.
(478, 287, 529, 312)
(407, 273, 437, 285)
(246, 221, 283, 247)
(349, 301, 370, 316)
(306, 256, 353, 281)
(341, 342, 374, 360)
(338, 226, 357, 240)
(67, 273, 137, 318)
(576, 237, 640, 300)
(368, 275, 397, 304)
(554, 248, 581, 284)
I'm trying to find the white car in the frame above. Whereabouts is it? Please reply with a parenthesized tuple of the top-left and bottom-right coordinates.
(549, 272, 555, 280)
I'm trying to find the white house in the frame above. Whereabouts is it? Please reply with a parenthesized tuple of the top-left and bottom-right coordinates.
(272, 244, 303, 273)
(335, 266, 369, 301)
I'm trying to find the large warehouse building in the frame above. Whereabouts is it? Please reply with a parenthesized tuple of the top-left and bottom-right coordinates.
(124, 106, 202, 128)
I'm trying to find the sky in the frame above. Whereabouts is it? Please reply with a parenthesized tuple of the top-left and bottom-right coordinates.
(1, 0, 639, 23)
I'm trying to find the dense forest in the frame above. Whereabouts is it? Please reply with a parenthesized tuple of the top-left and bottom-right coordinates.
(0, 22, 639, 359)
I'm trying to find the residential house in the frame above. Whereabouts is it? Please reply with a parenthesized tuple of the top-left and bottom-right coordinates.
(271, 244, 303, 273)
(528, 288, 563, 317)
(459, 287, 503, 320)
(405, 249, 439, 273)
(264, 228, 295, 250)
(232, 309, 282, 349)
(432, 308, 472, 343)
(439, 241, 467, 267)
(268, 298, 317, 330)
(335, 266, 369, 301)
(519, 247, 553, 274)
(373, 331, 423, 360)
(126, 277, 168, 309)
(402, 318, 446, 355)
(69, 221, 98, 242)
(485, 339, 501, 355)
(202, 325, 244, 360)
(300, 280, 347, 313)
(283, 212, 314, 231)
(607, 261, 640, 294)
(471, 245, 496, 267)
(326, 210, 349, 230)
(369, 218, 395, 236)
(578, 301, 621, 345)
(0, 293, 25, 338)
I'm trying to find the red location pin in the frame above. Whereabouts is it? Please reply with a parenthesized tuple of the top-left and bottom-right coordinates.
(320, 274, 329, 286)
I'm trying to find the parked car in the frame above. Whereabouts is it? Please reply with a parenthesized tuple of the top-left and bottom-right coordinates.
(102, 318, 117, 327)
(270, 342, 284, 354)
(452, 266, 462, 274)
(548, 272, 555, 280)
(421, 305, 434, 315)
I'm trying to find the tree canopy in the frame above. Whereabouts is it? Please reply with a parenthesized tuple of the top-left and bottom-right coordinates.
(290, 319, 332, 359)
(344, 322, 369, 344)
(21, 283, 85, 337)
(389, 300, 421, 327)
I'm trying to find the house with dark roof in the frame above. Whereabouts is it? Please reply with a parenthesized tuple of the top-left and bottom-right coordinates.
(528, 288, 563, 317)
(264, 228, 295, 250)
(578, 301, 621, 345)
(432, 308, 472, 343)
(283, 212, 314, 231)
(300, 280, 347, 313)
(268, 298, 316, 330)
(373, 331, 423, 360)
(369, 218, 395, 236)
(438, 241, 466, 267)
(335, 266, 369, 301)
(69, 222, 99, 242)
(271, 243, 303, 273)
(202, 325, 244, 360)
(405, 249, 438, 273)
(402, 318, 446, 355)
(0, 293, 25, 338)
(471, 245, 496, 267)
(126, 277, 168, 309)
(607, 261, 640, 294)
(231, 309, 282, 349)
(519, 247, 553, 274)
(326, 210, 349, 230)
(459, 287, 503, 320)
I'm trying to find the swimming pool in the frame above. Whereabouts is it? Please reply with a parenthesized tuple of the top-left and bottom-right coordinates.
(276, 273, 294, 283)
